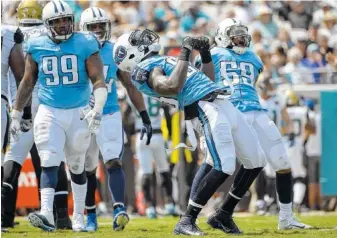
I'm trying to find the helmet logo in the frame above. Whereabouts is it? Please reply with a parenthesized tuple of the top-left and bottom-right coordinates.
(115, 46, 127, 65)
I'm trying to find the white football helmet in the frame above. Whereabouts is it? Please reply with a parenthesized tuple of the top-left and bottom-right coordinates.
(113, 29, 161, 73)
(215, 18, 251, 54)
(79, 7, 111, 43)
(42, 0, 74, 41)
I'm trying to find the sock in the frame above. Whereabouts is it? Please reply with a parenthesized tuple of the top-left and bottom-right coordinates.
(267, 177, 276, 202)
(107, 166, 125, 204)
(160, 171, 174, 204)
(141, 174, 152, 207)
(54, 162, 69, 219)
(293, 181, 306, 205)
(276, 172, 293, 219)
(71, 181, 87, 215)
(276, 172, 293, 204)
(186, 169, 229, 218)
(189, 163, 212, 200)
(41, 188, 55, 212)
(86, 172, 97, 214)
(255, 171, 266, 200)
(221, 166, 263, 215)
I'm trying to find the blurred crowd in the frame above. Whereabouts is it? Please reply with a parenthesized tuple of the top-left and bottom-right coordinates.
(3, 0, 337, 84)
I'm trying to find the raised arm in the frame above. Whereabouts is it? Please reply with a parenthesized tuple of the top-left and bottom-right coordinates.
(195, 37, 215, 81)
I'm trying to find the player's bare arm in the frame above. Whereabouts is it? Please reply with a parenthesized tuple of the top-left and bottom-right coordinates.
(86, 52, 106, 90)
(117, 69, 146, 112)
(148, 62, 189, 96)
(9, 43, 25, 87)
(14, 54, 38, 111)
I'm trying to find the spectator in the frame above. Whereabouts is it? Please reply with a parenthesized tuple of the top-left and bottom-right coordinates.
(313, 2, 334, 26)
(251, 5, 278, 42)
(277, 27, 294, 49)
(302, 43, 326, 84)
(317, 29, 334, 61)
(288, 1, 312, 30)
(308, 23, 320, 45)
(179, 3, 210, 33)
(322, 11, 337, 35)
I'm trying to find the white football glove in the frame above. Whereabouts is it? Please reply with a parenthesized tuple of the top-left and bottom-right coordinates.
(10, 109, 22, 141)
(80, 106, 102, 133)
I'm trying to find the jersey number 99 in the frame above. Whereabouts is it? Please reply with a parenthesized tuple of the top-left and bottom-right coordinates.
(42, 55, 78, 86)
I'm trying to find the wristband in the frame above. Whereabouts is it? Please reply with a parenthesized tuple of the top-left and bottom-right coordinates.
(178, 48, 191, 61)
(139, 110, 151, 124)
(22, 105, 32, 119)
(93, 87, 108, 114)
(200, 50, 212, 64)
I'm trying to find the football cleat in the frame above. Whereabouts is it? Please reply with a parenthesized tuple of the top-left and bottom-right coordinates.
(165, 203, 176, 216)
(72, 213, 87, 232)
(28, 211, 55, 232)
(207, 210, 242, 234)
(146, 206, 157, 219)
(278, 216, 312, 230)
(113, 204, 129, 231)
(86, 213, 98, 232)
(173, 215, 204, 236)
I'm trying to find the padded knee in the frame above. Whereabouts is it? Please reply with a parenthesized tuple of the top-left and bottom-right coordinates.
(105, 158, 122, 169)
(67, 155, 85, 175)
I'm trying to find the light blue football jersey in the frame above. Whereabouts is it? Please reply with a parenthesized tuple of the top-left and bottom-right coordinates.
(100, 41, 119, 115)
(26, 32, 100, 109)
(131, 55, 221, 109)
(197, 47, 264, 112)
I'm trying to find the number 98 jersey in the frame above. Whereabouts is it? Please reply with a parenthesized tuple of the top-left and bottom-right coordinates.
(26, 32, 100, 109)
(205, 47, 263, 112)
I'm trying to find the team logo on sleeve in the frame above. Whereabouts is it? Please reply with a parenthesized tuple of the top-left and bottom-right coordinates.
(114, 46, 127, 65)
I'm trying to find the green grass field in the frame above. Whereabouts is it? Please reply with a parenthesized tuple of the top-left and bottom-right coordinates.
(3, 213, 337, 238)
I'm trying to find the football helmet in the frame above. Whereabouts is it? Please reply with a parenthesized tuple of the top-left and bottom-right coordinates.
(42, 0, 74, 41)
(215, 18, 251, 54)
(113, 29, 161, 73)
(285, 89, 299, 106)
(79, 7, 111, 43)
(17, 0, 43, 25)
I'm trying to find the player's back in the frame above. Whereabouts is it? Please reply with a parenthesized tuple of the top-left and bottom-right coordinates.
(27, 32, 100, 109)
(131, 55, 221, 109)
(210, 47, 264, 112)
(100, 41, 119, 115)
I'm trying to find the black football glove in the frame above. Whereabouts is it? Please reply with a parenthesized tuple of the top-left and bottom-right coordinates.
(181, 36, 196, 51)
(288, 132, 295, 147)
(139, 111, 152, 145)
(193, 36, 211, 53)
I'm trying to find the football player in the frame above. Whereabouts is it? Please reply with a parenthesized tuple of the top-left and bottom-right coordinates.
(79, 7, 152, 232)
(113, 29, 265, 236)
(2, 0, 71, 230)
(10, 0, 107, 232)
(1, 9, 25, 233)
(201, 18, 311, 231)
(131, 94, 174, 219)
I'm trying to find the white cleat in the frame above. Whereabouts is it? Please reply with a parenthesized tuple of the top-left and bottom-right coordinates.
(72, 213, 87, 232)
(28, 211, 55, 232)
(278, 216, 312, 230)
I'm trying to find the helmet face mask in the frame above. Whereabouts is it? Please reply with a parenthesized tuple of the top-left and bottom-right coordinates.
(113, 29, 161, 73)
(129, 29, 160, 52)
(42, 0, 74, 41)
(80, 7, 112, 43)
(215, 18, 251, 54)
(85, 21, 111, 42)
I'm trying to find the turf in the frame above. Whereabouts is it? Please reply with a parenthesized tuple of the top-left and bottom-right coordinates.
(2, 213, 337, 238)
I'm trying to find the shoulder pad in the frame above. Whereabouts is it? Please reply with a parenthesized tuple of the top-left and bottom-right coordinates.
(14, 27, 24, 44)
(132, 67, 150, 83)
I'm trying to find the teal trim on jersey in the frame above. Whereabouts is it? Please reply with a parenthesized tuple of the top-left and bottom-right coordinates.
(197, 105, 222, 171)
(320, 91, 337, 196)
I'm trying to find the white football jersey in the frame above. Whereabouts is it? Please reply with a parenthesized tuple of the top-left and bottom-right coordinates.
(133, 94, 162, 131)
(286, 106, 308, 146)
(7, 25, 46, 106)
(1, 25, 18, 99)
(305, 111, 321, 156)
(259, 94, 286, 129)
